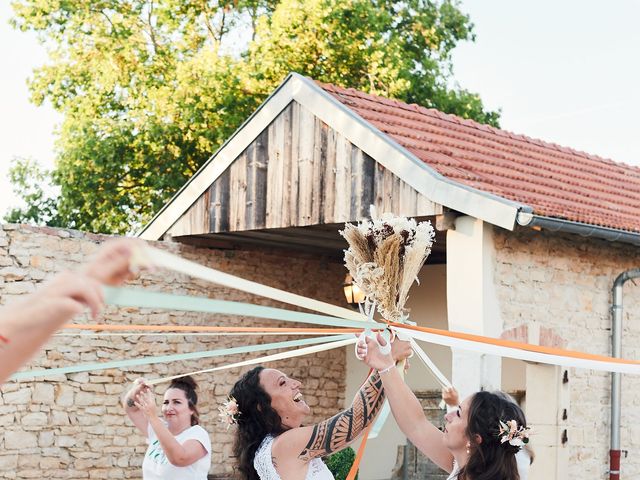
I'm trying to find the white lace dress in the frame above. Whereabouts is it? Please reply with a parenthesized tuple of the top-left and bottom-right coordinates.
(254, 435, 334, 480)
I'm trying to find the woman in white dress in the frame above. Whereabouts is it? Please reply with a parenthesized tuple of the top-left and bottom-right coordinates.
(358, 334, 531, 480)
(228, 338, 412, 480)
(123, 376, 211, 479)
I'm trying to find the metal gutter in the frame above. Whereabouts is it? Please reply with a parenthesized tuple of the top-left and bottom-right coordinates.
(516, 212, 640, 247)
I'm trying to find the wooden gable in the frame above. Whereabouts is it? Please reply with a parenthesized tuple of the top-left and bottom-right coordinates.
(166, 101, 442, 240)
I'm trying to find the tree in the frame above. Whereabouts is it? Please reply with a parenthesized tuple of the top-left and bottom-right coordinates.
(3, 158, 63, 227)
(11, 0, 499, 234)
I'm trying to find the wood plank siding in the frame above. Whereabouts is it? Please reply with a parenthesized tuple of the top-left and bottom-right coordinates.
(166, 101, 441, 237)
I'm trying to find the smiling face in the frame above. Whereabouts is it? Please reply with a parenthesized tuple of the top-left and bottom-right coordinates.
(442, 395, 472, 452)
(161, 387, 193, 432)
(259, 368, 310, 428)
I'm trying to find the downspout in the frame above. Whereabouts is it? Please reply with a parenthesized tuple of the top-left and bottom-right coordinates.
(610, 269, 640, 480)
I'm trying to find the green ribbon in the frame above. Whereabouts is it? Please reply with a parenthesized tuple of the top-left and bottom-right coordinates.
(12, 334, 353, 381)
(104, 287, 383, 330)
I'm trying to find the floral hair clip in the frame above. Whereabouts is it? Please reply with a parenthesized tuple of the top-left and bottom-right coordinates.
(218, 396, 241, 429)
(498, 419, 531, 448)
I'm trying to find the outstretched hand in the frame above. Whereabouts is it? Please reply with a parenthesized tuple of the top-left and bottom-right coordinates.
(82, 238, 139, 286)
(126, 378, 150, 405)
(37, 239, 140, 320)
(356, 333, 395, 371)
(390, 336, 412, 364)
(442, 386, 459, 407)
(135, 388, 158, 419)
(36, 271, 105, 320)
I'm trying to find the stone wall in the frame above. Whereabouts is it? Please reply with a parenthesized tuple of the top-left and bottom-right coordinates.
(493, 227, 640, 478)
(0, 224, 348, 479)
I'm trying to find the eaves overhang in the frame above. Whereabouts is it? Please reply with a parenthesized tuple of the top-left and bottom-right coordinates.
(139, 73, 528, 240)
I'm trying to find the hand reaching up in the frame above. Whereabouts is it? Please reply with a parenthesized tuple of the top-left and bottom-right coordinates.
(357, 332, 395, 371)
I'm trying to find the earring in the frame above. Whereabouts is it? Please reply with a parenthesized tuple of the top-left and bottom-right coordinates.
(466, 441, 471, 454)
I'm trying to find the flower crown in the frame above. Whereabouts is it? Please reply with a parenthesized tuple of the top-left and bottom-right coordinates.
(218, 396, 241, 429)
(498, 419, 531, 448)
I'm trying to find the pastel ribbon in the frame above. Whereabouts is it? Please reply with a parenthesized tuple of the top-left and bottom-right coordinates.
(11, 334, 353, 381)
(148, 337, 357, 385)
(132, 246, 366, 322)
(104, 287, 382, 330)
(391, 323, 640, 375)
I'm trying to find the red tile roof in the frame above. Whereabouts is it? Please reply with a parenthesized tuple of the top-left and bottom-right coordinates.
(319, 82, 640, 234)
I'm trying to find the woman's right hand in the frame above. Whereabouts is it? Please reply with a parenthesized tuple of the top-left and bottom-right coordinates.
(357, 333, 395, 371)
(125, 378, 150, 407)
(442, 386, 459, 407)
(135, 388, 158, 419)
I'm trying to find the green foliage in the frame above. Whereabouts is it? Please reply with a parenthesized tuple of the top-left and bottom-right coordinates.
(10, 0, 499, 234)
(3, 158, 64, 227)
(324, 446, 358, 480)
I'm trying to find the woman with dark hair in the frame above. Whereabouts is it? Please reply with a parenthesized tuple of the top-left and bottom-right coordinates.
(228, 338, 412, 480)
(123, 375, 212, 479)
(358, 334, 531, 480)
(444, 388, 533, 479)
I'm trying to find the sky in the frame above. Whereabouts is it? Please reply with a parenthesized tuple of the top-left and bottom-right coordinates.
(1, 0, 639, 217)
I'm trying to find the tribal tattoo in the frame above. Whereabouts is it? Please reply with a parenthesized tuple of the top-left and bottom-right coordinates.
(298, 372, 384, 461)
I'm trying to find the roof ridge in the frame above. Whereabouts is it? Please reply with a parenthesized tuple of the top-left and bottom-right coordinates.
(316, 79, 640, 173)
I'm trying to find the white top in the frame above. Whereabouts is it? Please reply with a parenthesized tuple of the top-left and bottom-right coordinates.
(515, 449, 530, 480)
(254, 435, 334, 480)
(142, 424, 212, 480)
(446, 460, 460, 480)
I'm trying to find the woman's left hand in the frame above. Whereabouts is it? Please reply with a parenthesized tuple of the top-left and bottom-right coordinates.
(135, 388, 158, 418)
(390, 336, 412, 363)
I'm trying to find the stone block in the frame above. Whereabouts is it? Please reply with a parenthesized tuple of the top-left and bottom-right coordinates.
(33, 383, 55, 404)
(38, 430, 55, 448)
(39, 457, 61, 470)
(20, 412, 48, 426)
(0, 267, 27, 281)
(75, 391, 98, 406)
(50, 411, 70, 426)
(3, 388, 31, 405)
(55, 385, 75, 406)
(0, 454, 18, 470)
(4, 430, 37, 448)
(2, 281, 35, 295)
(55, 435, 76, 448)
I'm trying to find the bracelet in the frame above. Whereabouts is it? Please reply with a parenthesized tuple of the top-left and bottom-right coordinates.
(378, 364, 395, 375)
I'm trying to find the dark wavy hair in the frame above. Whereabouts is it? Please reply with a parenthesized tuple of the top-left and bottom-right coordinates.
(230, 366, 286, 480)
(458, 391, 528, 480)
(168, 375, 200, 426)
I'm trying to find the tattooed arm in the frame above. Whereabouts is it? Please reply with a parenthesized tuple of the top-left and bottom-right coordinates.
(272, 370, 385, 467)
(303, 370, 384, 460)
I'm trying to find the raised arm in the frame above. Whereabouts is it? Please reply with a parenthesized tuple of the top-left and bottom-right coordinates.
(0, 239, 136, 384)
(122, 378, 152, 436)
(359, 333, 454, 473)
(274, 336, 412, 462)
(275, 369, 385, 462)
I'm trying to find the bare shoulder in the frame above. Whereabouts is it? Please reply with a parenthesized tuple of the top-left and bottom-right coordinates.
(272, 425, 316, 460)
